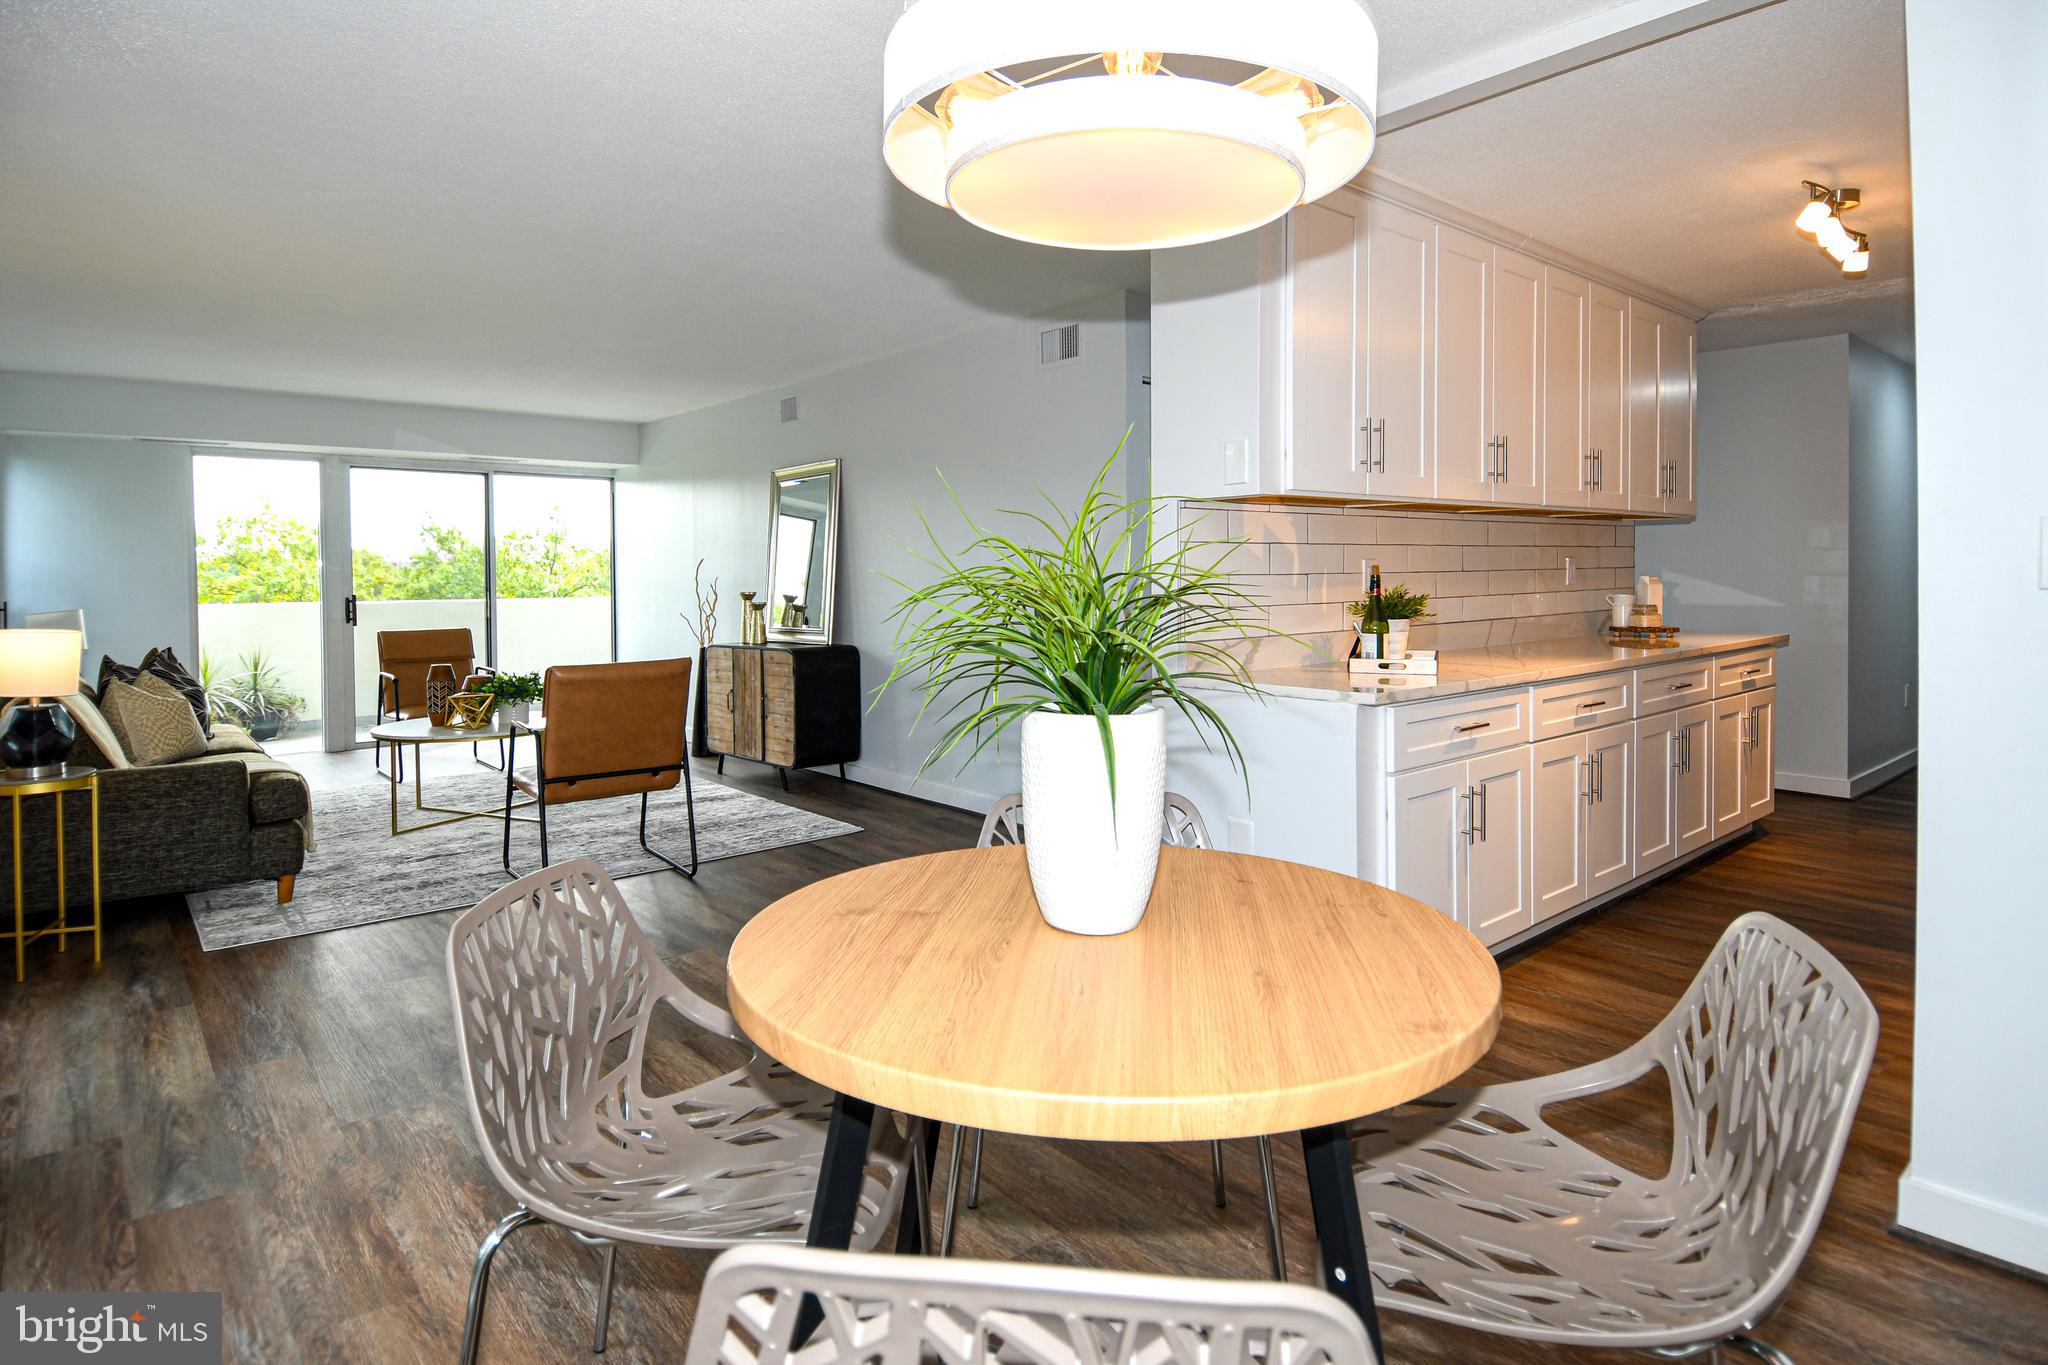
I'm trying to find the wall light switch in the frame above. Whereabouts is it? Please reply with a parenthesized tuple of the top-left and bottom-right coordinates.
(1223, 438, 1249, 486)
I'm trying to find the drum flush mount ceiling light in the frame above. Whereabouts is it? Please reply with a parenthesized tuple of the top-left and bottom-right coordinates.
(882, 0, 1380, 252)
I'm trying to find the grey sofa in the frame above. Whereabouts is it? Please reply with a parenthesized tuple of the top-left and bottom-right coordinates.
(0, 712, 309, 909)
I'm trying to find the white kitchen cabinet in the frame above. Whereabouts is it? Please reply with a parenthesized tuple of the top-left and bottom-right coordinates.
(1627, 297, 1666, 515)
(1712, 687, 1776, 840)
(1674, 702, 1714, 854)
(1492, 247, 1545, 503)
(1660, 312, 1697, 516)
(1467, 747, 1533, 944)
(1586, 724, 1633, 896)
(1433, 225, 1493, 502)
(1531, 723, 1630, 923)
(1359, 198, 1437, 498)
(1284, 194, 1366, 496)
(1587, 281, 1630, 511)
(1386, 748, 1531, 947)
(1530, 734, 1588, 922)
(1742, 687, 1776, 823)
(1634, 711, 1681, 875)
(1542, 267, 1591, 506)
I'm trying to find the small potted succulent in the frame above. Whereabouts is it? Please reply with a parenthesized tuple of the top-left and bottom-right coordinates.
(474, 671, 542, 726)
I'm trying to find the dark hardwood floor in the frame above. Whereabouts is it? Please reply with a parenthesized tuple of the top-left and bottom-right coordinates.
(1, 757, 2042, 1363)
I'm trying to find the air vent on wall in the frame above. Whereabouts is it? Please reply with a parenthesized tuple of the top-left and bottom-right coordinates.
(1039, 323, 1081, 367)
(779, 395, 799, 423)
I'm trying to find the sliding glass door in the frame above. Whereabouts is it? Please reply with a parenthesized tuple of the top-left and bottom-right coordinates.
(490, 473, 615, 675)
(191, 455, 327, 751)
(339, 465, 615, 745)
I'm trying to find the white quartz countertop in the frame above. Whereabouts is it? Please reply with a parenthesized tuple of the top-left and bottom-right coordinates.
(1210, 632, 1790, 707)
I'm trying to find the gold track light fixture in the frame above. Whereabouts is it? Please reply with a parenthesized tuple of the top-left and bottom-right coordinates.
(1795, 181, 1870, 277)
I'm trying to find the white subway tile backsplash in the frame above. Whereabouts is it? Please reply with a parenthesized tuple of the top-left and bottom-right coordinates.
(1186, 500, 1637, 660)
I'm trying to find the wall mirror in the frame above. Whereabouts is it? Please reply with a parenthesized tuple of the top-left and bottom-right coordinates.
(765, 459, 841, 643)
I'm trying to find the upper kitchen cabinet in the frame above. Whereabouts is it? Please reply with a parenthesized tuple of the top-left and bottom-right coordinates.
(1150, 182, 1699, 517)
(1627, 300, 1698, 516)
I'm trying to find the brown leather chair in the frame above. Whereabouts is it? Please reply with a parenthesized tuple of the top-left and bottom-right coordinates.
(375, 627, 496, 779)
(500, 658, 698, 878)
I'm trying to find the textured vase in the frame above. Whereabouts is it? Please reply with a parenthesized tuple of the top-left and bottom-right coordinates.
(1019, 707, 1166, 936)
(425, 663, 458, 727)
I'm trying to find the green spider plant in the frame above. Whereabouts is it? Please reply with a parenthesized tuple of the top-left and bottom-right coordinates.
(873, 433, 1267, 800)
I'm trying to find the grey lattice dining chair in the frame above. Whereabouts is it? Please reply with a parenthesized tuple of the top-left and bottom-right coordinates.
(683, 1243, 1379, 1365)
(446, 859, 911, 1364)
(1349, 912, 1877, 1364)
(949, 792, 1287, 1280)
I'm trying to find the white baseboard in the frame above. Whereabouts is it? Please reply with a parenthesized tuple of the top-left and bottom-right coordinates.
(841, 762, 998, 814)
(1898, 1166, 2048, 1276)
(1775, 749, 1918, 800)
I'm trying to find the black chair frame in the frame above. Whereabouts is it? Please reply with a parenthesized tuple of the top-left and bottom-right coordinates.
(499, 721, 700, 879)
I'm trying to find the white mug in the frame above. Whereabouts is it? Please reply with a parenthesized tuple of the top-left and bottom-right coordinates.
(1607, 592, 1636, 628)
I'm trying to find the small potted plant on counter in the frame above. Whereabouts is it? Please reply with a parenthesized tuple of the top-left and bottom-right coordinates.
(1348, 582, 1433, 659)
(474, 671, 542, 726)
(874, 433, 1265, 938)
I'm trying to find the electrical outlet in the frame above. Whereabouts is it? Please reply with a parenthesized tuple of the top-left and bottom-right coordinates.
(1564, 556, 1575, 585)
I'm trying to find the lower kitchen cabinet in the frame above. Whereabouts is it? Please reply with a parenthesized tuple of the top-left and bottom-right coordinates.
(1635, 701, 1713, 875)
(1387, 748, 1532, 947)
(1532, 724, 1632, 925)
(1713, 687, 1776, 840)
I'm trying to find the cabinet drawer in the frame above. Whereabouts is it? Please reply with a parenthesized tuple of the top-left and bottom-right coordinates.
(1635, 658, 1713, 716)
(1530, 673, 1633, 737)
(1384, 690, 1529, 773)
(1715, 649, 1776, 697)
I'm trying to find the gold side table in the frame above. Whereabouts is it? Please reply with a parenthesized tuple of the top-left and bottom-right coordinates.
(2, 765, 101, 982)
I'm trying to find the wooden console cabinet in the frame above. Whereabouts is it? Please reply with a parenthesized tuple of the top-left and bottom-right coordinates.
(696, 644, 861, 788)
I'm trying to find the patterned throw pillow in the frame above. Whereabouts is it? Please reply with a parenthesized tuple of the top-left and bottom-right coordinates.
(96, 653, 142, 698)
(102, 673, 208, 766)
(140, 646, 213, 738)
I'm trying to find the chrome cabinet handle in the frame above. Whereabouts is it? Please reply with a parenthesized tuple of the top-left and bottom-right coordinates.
(1376, 419, 1387, 472)
(1740, 666, 1766, 677)
(1452, 720, 1492, 734)
(1672, 731, 1685, 774)
(1357, 417, 1371, 471)
(1577, 699, 1609, 711)
(1461, 787, 1476, 845)
(1475, 783, 1489, 842)
(1495, 436, 1509, 482)
(1583, 756, 1596, 804)
(1596, 751, 1606, 802)
(1668, 681, 1697, 692)
(1585, 450, 1595, 487)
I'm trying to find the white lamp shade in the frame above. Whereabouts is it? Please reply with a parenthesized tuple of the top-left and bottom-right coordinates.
(1794, 196, 1833, 234)
(883, 0, 1379, 251)
(0, 630, 85, 698)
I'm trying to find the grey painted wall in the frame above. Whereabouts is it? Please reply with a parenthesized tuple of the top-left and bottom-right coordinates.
(1847, 338, 1918, 776)
(0, 435, 198, 668)
(0, 371, 638, 466)
(1639, 336, 1853, 790)
(616, 288, 1149, 811)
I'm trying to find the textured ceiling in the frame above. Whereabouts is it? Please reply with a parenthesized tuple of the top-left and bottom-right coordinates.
(0, 1, 1906, 420)
(1372, 0, 1911, 351)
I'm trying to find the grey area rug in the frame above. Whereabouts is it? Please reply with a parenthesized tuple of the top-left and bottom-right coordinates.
(187, 771, 860, 950)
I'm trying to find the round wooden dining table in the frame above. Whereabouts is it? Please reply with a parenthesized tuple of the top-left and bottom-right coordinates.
(727, 843, 1503, 1352)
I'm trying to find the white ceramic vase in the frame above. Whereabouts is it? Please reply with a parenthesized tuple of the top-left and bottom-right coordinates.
(1019, 706, 1167, 936)
(500, 701, 531, 727)
(1387, 618, 1413, 657)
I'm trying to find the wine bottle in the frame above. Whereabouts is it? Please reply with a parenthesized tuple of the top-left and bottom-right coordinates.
(1361, 563, 1388, 659)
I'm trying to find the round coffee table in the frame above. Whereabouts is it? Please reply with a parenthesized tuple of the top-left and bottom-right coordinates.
(367, 715, 544, 836)
(727, 843, 1502, 1350)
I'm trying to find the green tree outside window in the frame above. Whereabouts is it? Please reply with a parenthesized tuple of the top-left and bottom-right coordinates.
(196, 511, 610, 604)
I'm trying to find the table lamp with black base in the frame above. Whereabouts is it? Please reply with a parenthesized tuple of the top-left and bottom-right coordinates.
(0, 629, 84, 779)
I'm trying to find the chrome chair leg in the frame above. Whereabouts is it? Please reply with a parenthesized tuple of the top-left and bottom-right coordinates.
(1725, 1335, 1794, 1365)
(592, 1244, 618, 1354)
(907, 1117, 932, 1254)
(1211, 1140, 1228, 1207)
(940, 1125, 966, 1257)
(966, 1129, 984, 1208)
(459, 1207, 539, 1365)
(1256, 1136, 1286, 1280)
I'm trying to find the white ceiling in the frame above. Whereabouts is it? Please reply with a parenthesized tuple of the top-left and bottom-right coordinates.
(1371, 0, 1912, 354)
(0, 0, 1912, 423)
